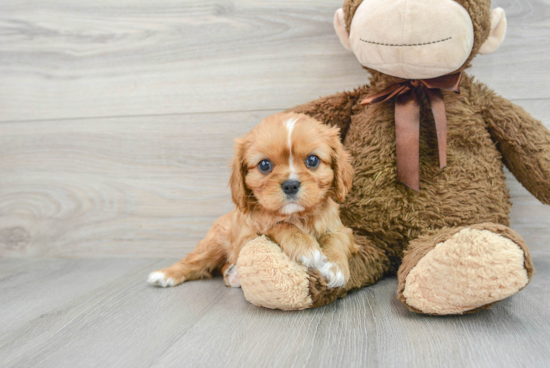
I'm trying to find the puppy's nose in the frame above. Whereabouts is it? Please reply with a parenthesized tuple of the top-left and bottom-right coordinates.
(282, 180, 300, 196)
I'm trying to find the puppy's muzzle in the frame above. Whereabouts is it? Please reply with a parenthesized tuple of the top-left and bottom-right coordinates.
(282, 180, 300, 196)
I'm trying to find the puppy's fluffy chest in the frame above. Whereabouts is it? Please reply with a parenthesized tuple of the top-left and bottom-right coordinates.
(242, 198, 342, 239)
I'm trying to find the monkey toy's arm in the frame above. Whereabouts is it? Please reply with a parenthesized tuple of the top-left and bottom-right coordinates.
(480, 86, 550, 205)
(285, 87, 367, 140)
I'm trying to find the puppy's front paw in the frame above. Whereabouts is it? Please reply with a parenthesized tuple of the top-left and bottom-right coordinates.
(223, 264, 241, 288)
(147, 269, 185, 288)
(317, 262, 347, 289)
(298, 249, 326, 269)
(297, 250, 347, 289)
(284, 233, 322, 264)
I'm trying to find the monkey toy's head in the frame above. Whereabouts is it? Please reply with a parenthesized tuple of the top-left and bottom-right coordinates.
(334, 0, 506, 79)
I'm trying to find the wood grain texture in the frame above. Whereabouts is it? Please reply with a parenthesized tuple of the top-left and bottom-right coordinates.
(0, 0, 549, 122)
(0, 258, 549, 368)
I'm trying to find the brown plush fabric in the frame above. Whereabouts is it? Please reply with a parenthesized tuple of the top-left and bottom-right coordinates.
(345, 233, 393, 290)
(396, 223, 534, 315)
(339, 73, 512, 247)
(286, 90, 363, 141)
(342, 0, 363, 35)
(307, 233, 393, 308)
(455, 0, 492, 68)
(307, 270, 343, 308)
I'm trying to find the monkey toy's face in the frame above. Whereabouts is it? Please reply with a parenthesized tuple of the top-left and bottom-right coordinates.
(334, 0, 507, 79)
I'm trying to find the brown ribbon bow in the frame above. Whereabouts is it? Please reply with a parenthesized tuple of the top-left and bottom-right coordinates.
(361, 72, 463, 191)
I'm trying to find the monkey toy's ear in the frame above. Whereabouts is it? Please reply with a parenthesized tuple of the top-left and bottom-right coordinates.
(479, 8, 507, 55)
(334, 8, 352, 52)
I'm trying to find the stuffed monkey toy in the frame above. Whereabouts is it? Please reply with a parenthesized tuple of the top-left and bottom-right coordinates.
(236, 0, 550, 314)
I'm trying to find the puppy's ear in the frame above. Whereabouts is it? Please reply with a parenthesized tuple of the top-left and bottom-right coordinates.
(229, 138, 250, 211)
(329, 127, 354, 203)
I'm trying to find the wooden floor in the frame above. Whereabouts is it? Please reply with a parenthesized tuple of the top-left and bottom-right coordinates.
(1, 258, 549, 368)
(0, 0, 549, 367)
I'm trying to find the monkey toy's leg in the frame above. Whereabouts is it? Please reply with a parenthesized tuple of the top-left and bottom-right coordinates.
(237, 233, 391, 310)
(397, 223, 534, 315)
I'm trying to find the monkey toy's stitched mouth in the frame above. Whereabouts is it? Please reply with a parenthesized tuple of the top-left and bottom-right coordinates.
(360, 37, 452, 47)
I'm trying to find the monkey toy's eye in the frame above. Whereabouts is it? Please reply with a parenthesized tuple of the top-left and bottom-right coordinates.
(258, 159, 272, 173)
(306, 155, 320, 169)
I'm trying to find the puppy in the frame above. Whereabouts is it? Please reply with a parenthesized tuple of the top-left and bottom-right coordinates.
(148, 112, 358, 289)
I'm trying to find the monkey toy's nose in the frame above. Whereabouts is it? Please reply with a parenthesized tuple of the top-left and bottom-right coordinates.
(282, 180, 300, 196)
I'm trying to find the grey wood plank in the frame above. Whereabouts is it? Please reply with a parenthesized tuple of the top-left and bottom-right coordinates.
(0, 258, 548, 368)
(0, 102, 548, 258)
(0, 0, 548, 122)
(0, 259, 164, 338)
(0, 258, 234, 368)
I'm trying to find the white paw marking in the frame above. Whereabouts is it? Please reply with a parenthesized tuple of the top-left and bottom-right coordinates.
(298, 250, 345, 288)
(318, 262, 346, 288)
(224, 264, 241, 288)
(147, 271, 175, 288)
(299, 249, 326, 269)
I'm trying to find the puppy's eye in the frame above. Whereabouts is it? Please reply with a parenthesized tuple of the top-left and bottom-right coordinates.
(306, 155, 320, 169)
(258, 159, 272, 173)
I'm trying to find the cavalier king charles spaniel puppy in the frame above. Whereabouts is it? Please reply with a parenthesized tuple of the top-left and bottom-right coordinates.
(148, 112, 357, 289)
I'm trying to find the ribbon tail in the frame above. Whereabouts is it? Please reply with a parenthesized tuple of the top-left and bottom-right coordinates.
(395, 90, 420, 191)
(426, 89, 448, 169)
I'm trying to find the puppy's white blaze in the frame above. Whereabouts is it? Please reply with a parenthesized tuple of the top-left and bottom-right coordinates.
(147, 271, 175, 288)
(280, 203, 305, 215)
(318, 262, 346, 289)
(285, 117, 299, 179)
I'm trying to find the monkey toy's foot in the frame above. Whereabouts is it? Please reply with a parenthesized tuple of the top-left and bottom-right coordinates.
(398, 223, 534, 315)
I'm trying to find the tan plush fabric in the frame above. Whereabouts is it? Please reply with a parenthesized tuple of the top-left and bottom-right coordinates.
(402, 228, 529, 315)
(334, 9, 352, 51)
(342, 0, 492, 73)
(237, 236, 313, 310)
(347, 0, 475, 79)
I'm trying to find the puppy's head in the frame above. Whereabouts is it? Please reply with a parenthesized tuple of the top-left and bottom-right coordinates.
(230, 113, 353, 215)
